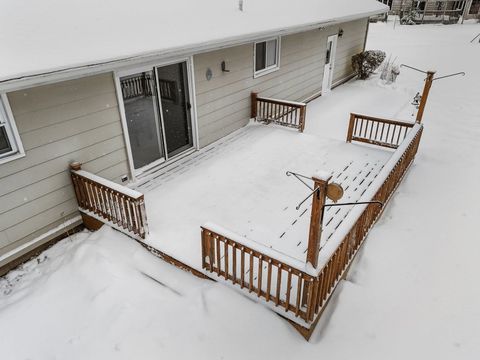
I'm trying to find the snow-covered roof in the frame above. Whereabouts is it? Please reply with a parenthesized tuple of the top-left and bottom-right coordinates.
(0, 0, 387, 86)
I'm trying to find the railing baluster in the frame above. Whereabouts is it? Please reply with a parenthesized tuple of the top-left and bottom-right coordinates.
(295, 274, 302, 316)
(232, 243, 237, 284)
(224, 239, 229, 280)
(257, 255, 263, 297)
(216, 236, 221, 276)
(266, 260, 272, 302)
(275, 265, 282, 306)
(249, 251, 254, 293)
(240, 247, 245, 288)
(285, 268, 292, 311)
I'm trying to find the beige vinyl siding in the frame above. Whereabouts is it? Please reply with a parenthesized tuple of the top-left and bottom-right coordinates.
(193, 18, 368, 147)
(0, 73, 129, 263)
(332, 19, 369, 84)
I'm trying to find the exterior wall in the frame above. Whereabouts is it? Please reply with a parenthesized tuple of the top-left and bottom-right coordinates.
(0, 73, 129, 266)
(0, 18, 369, 268)
(193, 18, 369, 147)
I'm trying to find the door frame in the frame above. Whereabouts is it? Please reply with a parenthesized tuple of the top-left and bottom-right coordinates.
(322, 34, 338, 94)
(114, 56, 199, 181)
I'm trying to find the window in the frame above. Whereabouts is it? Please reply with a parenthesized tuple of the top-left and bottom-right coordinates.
(0, 95, 24, 163)
(254, 38, 280, 77)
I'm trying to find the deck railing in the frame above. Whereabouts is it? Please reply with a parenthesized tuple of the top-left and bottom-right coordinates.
(121, 73, 153, 100)
(251, 92, 307, 132)
(346, 113, 415, 149)
(201, 119, 424, 337)
(70, 163, 148, 239)
(201, 225, 317, 322)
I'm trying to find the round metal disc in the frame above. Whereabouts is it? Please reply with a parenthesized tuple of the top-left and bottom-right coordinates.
(326, 183, 344, 203)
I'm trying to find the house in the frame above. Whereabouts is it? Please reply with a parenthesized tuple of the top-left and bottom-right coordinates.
(378, 0, 480, 22)
(0, 0, 389, 274)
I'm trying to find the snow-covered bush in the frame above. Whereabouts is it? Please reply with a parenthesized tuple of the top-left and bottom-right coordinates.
(401, 8, 418, 25)
(352, 50, 386, 80)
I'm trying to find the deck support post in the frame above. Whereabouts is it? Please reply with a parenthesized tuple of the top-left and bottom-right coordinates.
(251, 92, 258, 120)
(306, 175, 331, 268)
(416, 70, 436, 123)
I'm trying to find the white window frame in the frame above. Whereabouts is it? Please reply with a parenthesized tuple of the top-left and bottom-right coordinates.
(0, 93, 25, 164)
(253, 37, 281, 78)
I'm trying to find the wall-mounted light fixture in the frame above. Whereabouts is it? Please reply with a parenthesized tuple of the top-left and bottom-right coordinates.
(221, 61, 230, 73)
(338, 29, 344, 38)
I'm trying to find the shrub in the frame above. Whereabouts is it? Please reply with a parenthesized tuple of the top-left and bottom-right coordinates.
(401, 8, 418, 25)
(351, 50, 386, 80)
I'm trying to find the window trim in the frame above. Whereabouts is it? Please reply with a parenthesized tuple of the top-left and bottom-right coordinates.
(253, 37, 281, 78)
(0, 93, 25, 165)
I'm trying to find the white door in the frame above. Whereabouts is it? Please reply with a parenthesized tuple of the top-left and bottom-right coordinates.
(322, 34, 338, 94)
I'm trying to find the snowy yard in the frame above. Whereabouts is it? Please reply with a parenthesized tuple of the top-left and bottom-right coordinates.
(1, 21, 480, 359)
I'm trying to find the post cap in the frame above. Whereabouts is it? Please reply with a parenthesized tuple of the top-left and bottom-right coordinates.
(69, 161, 82, 171)
(312, 170, 332, 183)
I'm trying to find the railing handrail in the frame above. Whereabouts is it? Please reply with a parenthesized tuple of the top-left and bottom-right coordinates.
(350, 113, 415, 128)
(202, 222, 316, 277)
(318, 123, 423, 270)
(70, 163, 148, 239)
(72, 169, 143, 200)
(252, 92, 307, 132)
(256, 96, 307, 108)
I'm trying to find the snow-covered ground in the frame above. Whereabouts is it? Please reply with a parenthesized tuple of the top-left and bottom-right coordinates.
(1, 21, 480, 359)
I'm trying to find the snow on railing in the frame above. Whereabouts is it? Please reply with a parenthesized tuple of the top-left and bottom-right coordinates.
(70, 162, 148, 239)
(251, 92, 307, 132)
(200, 121, 424, 338)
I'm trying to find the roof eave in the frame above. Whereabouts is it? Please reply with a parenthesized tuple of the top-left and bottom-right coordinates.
(0, 7, 388, 92)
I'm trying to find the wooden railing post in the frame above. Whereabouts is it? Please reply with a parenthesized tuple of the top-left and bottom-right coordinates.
(416, 70, 436, 123)
(299, 106, 306, 132)
(70, 161, 82, 171)
(346, 113, 356, 142)
(306, 175, 331, 268)
(251, 92, 258, 119)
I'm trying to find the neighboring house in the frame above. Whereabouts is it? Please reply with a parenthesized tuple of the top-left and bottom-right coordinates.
(0, 0, 388, 273)
(379, 0, 480, 21)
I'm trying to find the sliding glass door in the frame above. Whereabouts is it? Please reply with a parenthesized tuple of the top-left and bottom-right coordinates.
(156, 62, 193, 157)
(120, 61, 194, 172)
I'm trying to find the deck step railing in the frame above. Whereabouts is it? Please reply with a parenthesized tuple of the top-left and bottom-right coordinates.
(200, 118, 424, 337)
(346, 113, 415, 149)
(251, 92, 306, 132)
(70, 163, 148, 239)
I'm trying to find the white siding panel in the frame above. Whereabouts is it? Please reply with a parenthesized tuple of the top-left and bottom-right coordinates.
(0, 73, 129, 257)
(194, 19, 368, 147)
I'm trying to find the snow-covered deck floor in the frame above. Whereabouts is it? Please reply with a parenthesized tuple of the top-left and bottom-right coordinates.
(139, 123, 392, 270)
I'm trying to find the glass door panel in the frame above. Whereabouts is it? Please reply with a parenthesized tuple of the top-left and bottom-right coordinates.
(155, 62, 193, 157)
(120, 71, 165, 169)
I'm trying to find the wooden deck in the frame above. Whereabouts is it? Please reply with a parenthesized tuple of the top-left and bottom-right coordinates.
(69, 110, 424, 340)
(136, 123, 392, 269)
